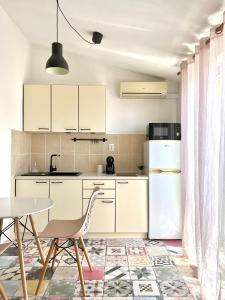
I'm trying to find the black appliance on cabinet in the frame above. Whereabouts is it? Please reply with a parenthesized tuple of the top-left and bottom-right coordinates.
(147, 123, 181, 140)
(106, 156, 115, 174)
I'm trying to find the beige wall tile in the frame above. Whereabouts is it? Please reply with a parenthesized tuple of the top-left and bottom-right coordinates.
(133, 134, 145, 154)
(75, 155, 90, 172)
(31, 154, 46, 172)
(90, 141, 105, 155)
(117, 154, 135, 173)
(89, 155, 106, 172)
(46, 133, 60, 154)
(31, 133, 46, 153)
(75, 141, 90, 155)
(105, 134, 119, 155)
(60, 134, 75, 154)
(118, 135, 134, 155)
(60, 154, 75, 172)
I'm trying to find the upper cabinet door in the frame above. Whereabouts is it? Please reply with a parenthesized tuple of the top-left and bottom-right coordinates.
(52, 85, 78, 132)
(24, 84, 51, 132)
(79, 86, 106, 132)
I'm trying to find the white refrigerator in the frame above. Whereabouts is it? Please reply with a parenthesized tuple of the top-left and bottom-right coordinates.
(144, 140, 182, 239)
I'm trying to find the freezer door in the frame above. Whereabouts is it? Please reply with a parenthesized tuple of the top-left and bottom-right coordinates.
(149, 141, 180, 170)
(149, 172, 182, 239)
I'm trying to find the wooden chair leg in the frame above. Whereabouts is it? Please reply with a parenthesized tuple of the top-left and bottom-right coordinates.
(35, 239, 55, 296)
(51, 238, 59, 269)
(79, 236, 92, 272)
(29, 215, 45, 265)
(0, 283, 8, 300)
(74, 239, 85, 297)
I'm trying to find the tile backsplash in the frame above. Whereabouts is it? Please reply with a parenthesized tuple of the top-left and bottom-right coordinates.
(11, 132, 146, 175)
(31, 133, 145, 174)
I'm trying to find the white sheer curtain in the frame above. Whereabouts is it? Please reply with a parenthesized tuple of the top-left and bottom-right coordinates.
(181, 22, 225, 300)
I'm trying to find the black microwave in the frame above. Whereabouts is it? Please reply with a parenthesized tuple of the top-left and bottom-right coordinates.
(147, 123, 181, 140)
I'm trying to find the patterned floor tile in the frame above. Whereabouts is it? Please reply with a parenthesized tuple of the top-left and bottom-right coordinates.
(105, 266, 130, 280)
(83, 255, 105, 267)
(134, 297, 163, 300)
(44, 279, 76, 297)
(163, 297, 194, 300)
(159, 280, 191, 297)
(104, 297, 133, 300)
(0, 256, 17, 267)
(52, 266, 78, 281)
(83, 266, 104, 280)
(126, 239, 145, 247)
(144, 240, 165, 247)
(59, 254, 79, 267)
(1, 247, 19, 256)
(105, 255, 128, 266)
(107, 247, 126, 256)
(146, 246, 168, 257)
(128, 255, 151, 267)
(15, 279, 49, 297)
(87, 239, 107, 246)
(154, 266, 181, 281)
(103, 280, 133, 297)
(172, 257, 190, 267)
(74, 280, 103, 297)
(107, 239, 127, 247)
(151, 256, 174, 267)
(127, 247, 146, 256)
(73, 298, 102, 300)
(129, 266, 156, 280)
(166, 246, 184, 257)
(26, 266, 54, 280)
(133, 280, 160, 296)
(86, 246, 106, 256)
(0, 280, 20, 297)
(0, 266, 31, 280)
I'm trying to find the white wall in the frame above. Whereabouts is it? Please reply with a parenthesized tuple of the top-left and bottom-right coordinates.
(0, 6, 30, 197)
(28, 44, 180, 133)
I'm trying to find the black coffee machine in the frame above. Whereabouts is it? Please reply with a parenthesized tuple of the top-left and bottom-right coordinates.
(106, 156, 115, 174)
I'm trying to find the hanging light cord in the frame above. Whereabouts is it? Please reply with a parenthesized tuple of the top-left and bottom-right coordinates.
(56, 0, 59, 42)
(56, 0, 95, 45)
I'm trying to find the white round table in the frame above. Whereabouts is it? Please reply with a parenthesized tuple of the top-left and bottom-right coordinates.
(0, 197, 54, 300)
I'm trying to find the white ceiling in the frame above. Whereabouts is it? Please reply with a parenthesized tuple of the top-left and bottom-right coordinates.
(0, 0, 225, 79)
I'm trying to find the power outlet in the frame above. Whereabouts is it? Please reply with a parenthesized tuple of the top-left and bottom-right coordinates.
(108, 144, 114, 152)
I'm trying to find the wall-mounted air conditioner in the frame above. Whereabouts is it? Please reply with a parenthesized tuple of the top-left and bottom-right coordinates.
(120, 82, 168, 99)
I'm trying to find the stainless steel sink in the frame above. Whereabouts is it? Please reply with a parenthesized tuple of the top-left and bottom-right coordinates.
(21, 171, 81, 176)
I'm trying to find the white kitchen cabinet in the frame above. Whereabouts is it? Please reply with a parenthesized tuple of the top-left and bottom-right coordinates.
(15, 179, 49, 232)
(79, 86, 106, 132)
(52, 85, 79, 132)
(83, 180, 115, 189)
(116, 180, 148, 232)
(83, 198, 115, 232)
(24, 84, 51, 132)
(50, 180, 82, 220)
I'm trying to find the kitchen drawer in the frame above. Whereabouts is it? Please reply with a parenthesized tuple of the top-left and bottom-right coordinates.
(83, 198, 115, 232)
(83, 179, 115, 189)
(83, 189, 115, 199)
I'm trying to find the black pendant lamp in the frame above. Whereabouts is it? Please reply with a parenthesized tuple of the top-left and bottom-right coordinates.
(46, 0, 69, 75)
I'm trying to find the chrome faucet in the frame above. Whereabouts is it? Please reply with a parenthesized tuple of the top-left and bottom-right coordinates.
(50, 154, 60, 173)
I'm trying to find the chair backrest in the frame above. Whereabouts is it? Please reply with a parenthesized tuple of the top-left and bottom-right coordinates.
(80, 187, 100, 235)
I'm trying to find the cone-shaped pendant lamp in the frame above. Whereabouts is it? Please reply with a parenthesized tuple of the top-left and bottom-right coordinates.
(46, 0, 69, 75)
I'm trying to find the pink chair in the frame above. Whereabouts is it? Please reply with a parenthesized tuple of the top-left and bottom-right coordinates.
(0, 243, 10, 300)
(35, 187, 100, 297)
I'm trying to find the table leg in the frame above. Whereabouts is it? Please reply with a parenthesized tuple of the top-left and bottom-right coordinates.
(15, 218, 28, 300)
(28, 215, 45, 265)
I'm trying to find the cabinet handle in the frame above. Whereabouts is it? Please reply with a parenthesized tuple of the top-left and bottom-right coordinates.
(35, 181, 48, 184)
(51, 181, 63, 184)
(101, 200, 114, 203)
(80, 128, 91, 131)
(65, 128, 77, 131)
(117, 181, 129, 184)
(99, 192, 105, 195)
(38, 127, 49, 130)
(93, 183, 104, 186)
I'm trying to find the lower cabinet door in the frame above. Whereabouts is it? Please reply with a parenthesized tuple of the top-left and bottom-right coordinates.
(50, 180, 82, 220)
(116, 180, 148, 232)
(15, 179, 49, 233)
(83, 198, 115, 232)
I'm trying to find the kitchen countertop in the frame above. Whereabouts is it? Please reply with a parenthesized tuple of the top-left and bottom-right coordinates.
(15, 172, 148, 180)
